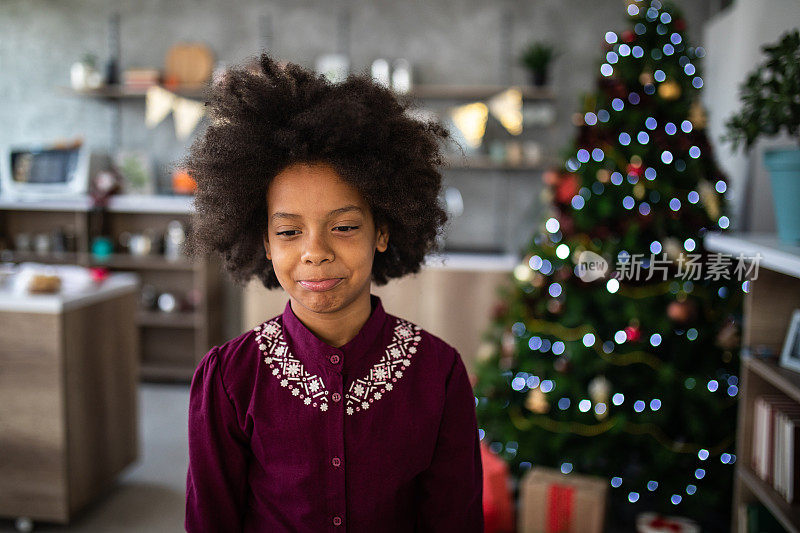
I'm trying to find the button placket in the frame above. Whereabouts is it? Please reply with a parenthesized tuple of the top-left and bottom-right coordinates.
(327, 360, 345, 530)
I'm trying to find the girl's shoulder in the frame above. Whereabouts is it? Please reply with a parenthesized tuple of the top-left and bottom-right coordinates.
(383, 312, 463, 376)
(201, 314, 283, 398)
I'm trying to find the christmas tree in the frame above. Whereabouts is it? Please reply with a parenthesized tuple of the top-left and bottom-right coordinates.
(473, 1, 746, 530)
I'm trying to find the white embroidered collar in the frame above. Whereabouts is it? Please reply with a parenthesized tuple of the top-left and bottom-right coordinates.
(253, 317, 422, 416)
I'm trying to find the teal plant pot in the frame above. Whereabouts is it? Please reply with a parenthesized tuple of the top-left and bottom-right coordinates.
(764, 148, 800, 244)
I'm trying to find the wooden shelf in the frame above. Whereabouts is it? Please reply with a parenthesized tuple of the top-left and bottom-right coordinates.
(60, 83, 556, 102)
(93, 253, 196, 271)
(106, 194, 194, 214)
(1, 251, 196, 271)
(724, 240, 800, 532)
(737, 466, 800, 533)
(407, 84, 555, 100)
(3, 251, 88, 265)
(0, 194, 194, 214)
(137, 310, 198, 329)
(1, 203, 224, 383)
(745, 355, 800, 403)
(58, 84, 208, 100)
(0, 196, 95, 212)
(705, 232, 800, 280)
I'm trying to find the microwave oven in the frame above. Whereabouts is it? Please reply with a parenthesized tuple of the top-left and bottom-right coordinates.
(0, 142, 109, 201)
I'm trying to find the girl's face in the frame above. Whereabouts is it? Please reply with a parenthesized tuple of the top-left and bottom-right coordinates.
(263, 162, 389, 320)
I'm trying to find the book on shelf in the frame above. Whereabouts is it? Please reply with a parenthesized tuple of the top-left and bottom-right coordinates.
(752, 394, 800, 503)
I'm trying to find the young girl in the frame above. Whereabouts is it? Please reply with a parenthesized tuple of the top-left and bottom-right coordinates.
(181, 53, 483, 532)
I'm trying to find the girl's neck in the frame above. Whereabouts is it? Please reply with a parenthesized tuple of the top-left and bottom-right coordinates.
(289, 293, 372, 348)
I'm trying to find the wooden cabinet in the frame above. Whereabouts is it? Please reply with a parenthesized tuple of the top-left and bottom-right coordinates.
(0, 273, 139, 524)
(705, 232, 800, 533)
(0, 195, 225, 381)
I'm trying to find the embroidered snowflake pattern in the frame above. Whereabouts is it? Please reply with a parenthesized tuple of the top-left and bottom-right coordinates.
(255, 319, 330, 412)
(254, 317, 421, 416)
(345, 318, 421, 415)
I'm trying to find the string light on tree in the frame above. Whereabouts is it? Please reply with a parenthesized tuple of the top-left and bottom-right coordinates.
(474, 0, 741, 526)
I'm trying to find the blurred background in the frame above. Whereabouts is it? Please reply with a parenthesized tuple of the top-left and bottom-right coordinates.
(1, 0, 799, 532)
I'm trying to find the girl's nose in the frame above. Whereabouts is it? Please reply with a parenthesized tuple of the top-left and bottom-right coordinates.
(301, 232, 335, 265)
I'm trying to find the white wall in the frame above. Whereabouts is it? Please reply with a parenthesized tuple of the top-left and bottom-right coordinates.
(703, 0, 800, 232)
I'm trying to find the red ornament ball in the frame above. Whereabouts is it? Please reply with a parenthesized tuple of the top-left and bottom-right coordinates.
(555, 173, 581, 204)
(622, 30, 635, 43)
(625, 325, 641, 342)
(667, 300, 697, 324)
(626, 163, 643, 177)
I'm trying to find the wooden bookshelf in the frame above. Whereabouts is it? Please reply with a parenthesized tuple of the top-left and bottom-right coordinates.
(705, 232, 800, 533)
(0, 195, 225, 382)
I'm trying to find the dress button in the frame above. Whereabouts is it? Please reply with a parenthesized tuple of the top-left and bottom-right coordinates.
(332, 456, 341, 467)
(333, 516, 342, 526)
(332, 392, 341, 402)
(330, 354, 340, 364)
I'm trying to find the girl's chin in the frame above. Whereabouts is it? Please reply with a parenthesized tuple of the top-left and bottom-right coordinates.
(293, 291, 344, 314)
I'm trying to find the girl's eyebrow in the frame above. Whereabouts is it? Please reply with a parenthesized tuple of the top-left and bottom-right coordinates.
(270, 205, 363, 222)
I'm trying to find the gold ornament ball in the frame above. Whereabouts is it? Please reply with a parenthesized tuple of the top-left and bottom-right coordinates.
(689, 101, 708, 129)
(639, 70, 654, 86)
(698, 180, 720, 219)
(547, 298, 564, 314)
(663, 237, 682, 261)
(658, 79, 681, 100)
(526, 388, 550, 414)
(588, 375, 611, 405)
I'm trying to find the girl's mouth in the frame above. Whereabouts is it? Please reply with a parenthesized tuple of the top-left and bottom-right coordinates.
(298, 278, 344, 292)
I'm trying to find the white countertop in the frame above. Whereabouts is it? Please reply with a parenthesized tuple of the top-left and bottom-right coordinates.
(704, 232, 800, 279)
(423, 252, 518, 272)
(0, 263, 140, 313)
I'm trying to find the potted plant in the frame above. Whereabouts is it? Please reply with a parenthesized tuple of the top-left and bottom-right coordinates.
(724, 29, 800, 243)
(70, 53, 103, 91)
(520, 42, 556, 87)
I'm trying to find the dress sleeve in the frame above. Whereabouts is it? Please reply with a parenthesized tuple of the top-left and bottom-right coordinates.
(415, 350, 484, 532)
(185, 346, 251, 532)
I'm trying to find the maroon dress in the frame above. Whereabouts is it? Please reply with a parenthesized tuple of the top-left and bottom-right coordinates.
(185, 295, 484, 532)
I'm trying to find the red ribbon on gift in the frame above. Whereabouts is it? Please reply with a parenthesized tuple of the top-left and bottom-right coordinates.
(546, 483, 575, 533)
(648, 516, 684, 532)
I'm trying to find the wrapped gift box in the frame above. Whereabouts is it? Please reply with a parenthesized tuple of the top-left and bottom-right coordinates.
(481, 441, 515, 533)
(519, 466, 608, 533)
(636, 512, 700, 533)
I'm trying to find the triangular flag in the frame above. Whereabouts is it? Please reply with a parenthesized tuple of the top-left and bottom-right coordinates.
(145, 86, 176, 128)
(488, 87, 523, 135)
(450, 102, 488, 149)
(172, 97, 206, 140)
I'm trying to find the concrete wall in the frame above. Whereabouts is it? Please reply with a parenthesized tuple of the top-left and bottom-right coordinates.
(1, 0, 713, 255)
(703, 0, 800, 232)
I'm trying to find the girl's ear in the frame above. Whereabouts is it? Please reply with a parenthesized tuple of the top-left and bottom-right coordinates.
(263, 232, 271, 260)
(376, 225, 389, 253)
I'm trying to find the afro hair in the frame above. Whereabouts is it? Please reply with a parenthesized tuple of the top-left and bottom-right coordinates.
(176, 52, 451, 290)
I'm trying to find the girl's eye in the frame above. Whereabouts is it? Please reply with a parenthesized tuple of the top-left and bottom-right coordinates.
(276, 230, 300, 236)
(334, 225, 359, 232)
